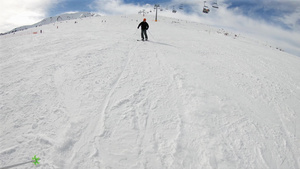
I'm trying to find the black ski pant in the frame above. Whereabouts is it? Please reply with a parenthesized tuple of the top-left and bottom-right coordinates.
(141, 29, 148, 40)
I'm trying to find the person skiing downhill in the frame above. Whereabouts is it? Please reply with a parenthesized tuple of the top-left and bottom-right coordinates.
(137, 18, 149, 41)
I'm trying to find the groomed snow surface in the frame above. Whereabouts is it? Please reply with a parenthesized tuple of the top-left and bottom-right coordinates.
(1, 15, 300, 169)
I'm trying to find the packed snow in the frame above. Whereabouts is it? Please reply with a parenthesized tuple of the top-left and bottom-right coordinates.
(0, 14, 300, 169)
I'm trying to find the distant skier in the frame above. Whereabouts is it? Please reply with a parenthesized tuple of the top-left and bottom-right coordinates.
(137, 18, 149, 41)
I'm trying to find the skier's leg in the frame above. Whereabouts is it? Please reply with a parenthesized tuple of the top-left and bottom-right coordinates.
(141, 30, 144, 40)
(145, 30, 148, 40)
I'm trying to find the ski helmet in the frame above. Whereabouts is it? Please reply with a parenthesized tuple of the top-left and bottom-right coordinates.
(143, 18, 146, 21)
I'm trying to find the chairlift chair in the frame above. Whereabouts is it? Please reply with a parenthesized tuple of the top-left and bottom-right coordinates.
(203, 7, 210, 13)
(212, 2, 219, 8)
(172, 6, 177, 13)
(203, 1, 210, 13)
(179, 4, 183, 10)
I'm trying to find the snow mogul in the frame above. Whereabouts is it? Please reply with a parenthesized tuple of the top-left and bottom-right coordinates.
(137, 18, 149, 41)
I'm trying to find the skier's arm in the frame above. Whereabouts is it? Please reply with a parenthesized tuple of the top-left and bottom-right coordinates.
(137, 23, 141, 29)
(146, 23, 149, 30)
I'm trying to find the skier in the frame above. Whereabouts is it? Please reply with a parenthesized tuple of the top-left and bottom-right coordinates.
(137, 18, 149, 41)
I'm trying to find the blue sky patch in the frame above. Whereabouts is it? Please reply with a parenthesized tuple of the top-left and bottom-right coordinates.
(224, 0, 298, 30)
(49, 0, 94, 16)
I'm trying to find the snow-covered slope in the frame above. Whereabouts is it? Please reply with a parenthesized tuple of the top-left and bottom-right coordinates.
(0, 14, 299, 169)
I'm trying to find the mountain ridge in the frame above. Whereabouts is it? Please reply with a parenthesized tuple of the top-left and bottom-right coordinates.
(1, 12, 100, 35)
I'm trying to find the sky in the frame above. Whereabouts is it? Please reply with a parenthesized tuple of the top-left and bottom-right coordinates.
(1, 0, 300, 56)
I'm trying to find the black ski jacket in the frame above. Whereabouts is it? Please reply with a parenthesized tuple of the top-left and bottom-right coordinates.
(138, 22, 149, 30)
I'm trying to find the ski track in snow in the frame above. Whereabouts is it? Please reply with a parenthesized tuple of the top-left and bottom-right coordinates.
(1, 15, 300, 169)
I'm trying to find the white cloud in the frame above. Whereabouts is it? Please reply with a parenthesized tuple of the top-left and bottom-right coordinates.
(212, 8, 300, 55)
(279, 9, 300, 31)
(90, 0, 147, 15)
(0, 0, 59, 33)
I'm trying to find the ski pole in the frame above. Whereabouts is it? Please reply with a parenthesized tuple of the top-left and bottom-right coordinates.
(0, 155, 40, 169)
(0, 161, 33, 169)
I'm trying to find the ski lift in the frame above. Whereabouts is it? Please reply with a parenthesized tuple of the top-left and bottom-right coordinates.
(203, 7, 210, 13)
(179, 4, 183, 10)
(203, 1, 210, 13)
(212, 1, 219, 8)
(172, 6, 177, 13)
